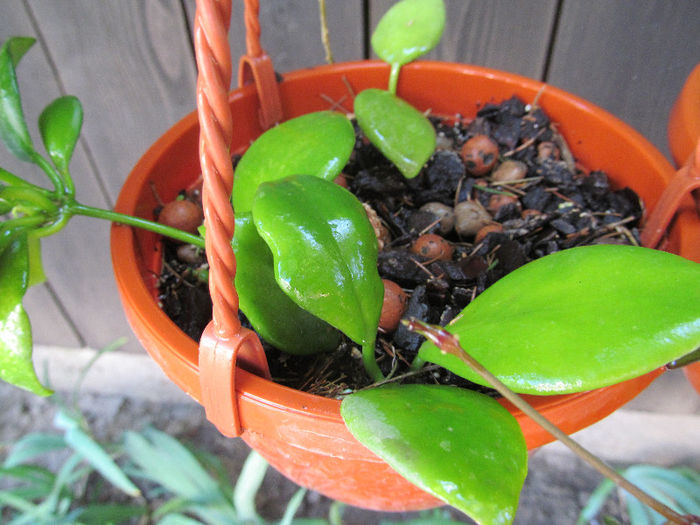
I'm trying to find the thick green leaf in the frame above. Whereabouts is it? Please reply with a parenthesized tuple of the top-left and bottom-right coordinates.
(232, 111, 355, 213)
(372, 0, 446, 66)
(0, 233, 51, 396)
(341, 384, 527, 524)
(252, 175, 383, 347)
(0, 37, 36, 161)
(419, 245, 700, 394)
(38, 96, 82, 174)
(233, 213, 341, 355)
(355, 89, 435, 179)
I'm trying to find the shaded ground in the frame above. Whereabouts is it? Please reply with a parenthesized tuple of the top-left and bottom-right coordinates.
(1, 346, 698, 524)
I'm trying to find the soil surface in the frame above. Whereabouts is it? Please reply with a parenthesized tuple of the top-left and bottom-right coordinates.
(159, 96, 643, 397)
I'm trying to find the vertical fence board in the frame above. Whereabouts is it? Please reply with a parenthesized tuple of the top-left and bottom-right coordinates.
(370, 0, 558, 79)
(0, 3, 83, 348)
(1, 1, 197, 353)
(27, 0, 198, 201)
(546, 0, 700, 158)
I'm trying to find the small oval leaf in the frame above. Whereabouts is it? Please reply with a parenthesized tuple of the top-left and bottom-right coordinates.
(232, 111, 355, 213)
(419, 245, 700, 394)
(355, 89, 435, 179)
(371, 0, 446, 66)
(341, 384, 527, 524)
(0, 234, 52, 396)
(38, 95, 83, 173)
(232, 213, 341, 355)
(252, 175, 383, 347)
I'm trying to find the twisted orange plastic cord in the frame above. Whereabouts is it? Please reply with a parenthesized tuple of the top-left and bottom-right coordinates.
(194, 0, 240, 338)
(244, 0, 263, 58)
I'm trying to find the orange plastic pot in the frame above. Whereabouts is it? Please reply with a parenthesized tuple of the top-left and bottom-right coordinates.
(111, 61, 696, 511)
(668, 62, 700, 168)
(668, 62, 700, 395)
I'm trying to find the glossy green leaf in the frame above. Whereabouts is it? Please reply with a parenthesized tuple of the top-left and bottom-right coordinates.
(0, 233, 52, 396)
(419, 245, 700, 394)
(372, 0, 446, 65)
(232, 111, 355, 213)
(0, 37, 36, 161)
(371, 0, 445, 92)
(341, 384, 527, 524)
(232, 213, 341, 355)
(38, 95, 83, 174)
(252, 175, 383, 347)
(355, 89, 435, 179)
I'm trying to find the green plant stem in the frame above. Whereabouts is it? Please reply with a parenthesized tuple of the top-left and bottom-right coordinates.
(70, 202, 205, 248)
(31, 151, 65, 196)
(1, 214, 47, 233)
(0, 185, 59, 215)
(0, 167, 43, 189)
(409, 354, 426, 372)
(363, 341, 385, 382)
(404, 319, 695, 525)
(388, 63, 401, 94)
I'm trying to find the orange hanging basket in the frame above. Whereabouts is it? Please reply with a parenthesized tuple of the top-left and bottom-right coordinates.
(667, 61, 700, 395)
(111, 0, 700, 512)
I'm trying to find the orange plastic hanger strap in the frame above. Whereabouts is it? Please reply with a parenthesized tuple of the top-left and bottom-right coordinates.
(199, 321, 271, 437)
(239, 53, 283, 130)
(641, 139, 700, 249)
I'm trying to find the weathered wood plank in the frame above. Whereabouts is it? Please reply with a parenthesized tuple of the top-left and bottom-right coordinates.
(184, 0, 365, 75)
(0, 3, 84, 348)
(27, 0, 198, 201)
(370, 0, 559, 78)
(547, 0, 700, 158)
(1, 1, 197, 353)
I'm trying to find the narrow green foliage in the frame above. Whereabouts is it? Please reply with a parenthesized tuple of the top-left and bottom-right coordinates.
(578, 465, 700, 524)
(54, 409, 141, 497)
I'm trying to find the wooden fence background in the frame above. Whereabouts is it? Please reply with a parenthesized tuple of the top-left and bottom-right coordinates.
(1, 0, 698, 354)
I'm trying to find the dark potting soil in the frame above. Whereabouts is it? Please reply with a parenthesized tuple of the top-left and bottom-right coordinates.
(158, 95, 643, 398)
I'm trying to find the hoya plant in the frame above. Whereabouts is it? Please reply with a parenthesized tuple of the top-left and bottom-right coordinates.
(225, 1, 700, 523)
(0, 37, 205, 396)
(2, 1, 700, 524)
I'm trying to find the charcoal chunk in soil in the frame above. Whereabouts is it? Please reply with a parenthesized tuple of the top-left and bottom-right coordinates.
(393, 285, 431, 353)
(378, 250, 427, 287)
(522, 185, 553, 211)
(350, 167, 406, 198)
(416, 150, 465, 205)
